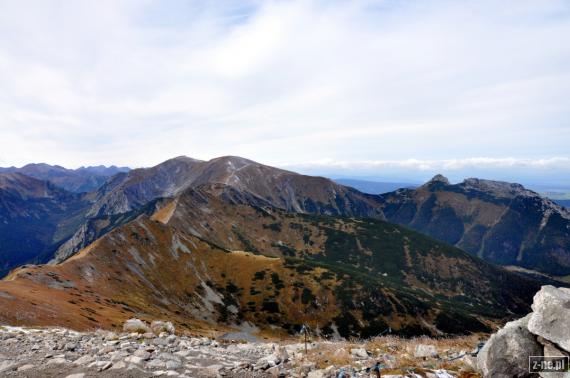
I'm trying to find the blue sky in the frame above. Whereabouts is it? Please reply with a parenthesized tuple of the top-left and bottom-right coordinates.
(1, 0, 569, 185)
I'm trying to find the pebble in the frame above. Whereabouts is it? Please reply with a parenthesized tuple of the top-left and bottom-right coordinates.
(0, 324, 460, 377)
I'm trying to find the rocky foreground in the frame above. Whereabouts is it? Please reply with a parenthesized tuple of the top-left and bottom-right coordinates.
(477, 285, 570, 377)
(0, 320, 479, 378)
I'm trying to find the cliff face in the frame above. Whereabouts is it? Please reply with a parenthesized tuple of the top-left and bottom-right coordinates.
(0, 173, 90, 275)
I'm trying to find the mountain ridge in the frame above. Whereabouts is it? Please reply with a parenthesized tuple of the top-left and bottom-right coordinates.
(0, 163, 130, 193)
(381, 174, 570, 275)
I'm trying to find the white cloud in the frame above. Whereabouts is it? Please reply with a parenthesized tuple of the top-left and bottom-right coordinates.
(283, 157, 570, 171)
(0, 0, 568, 184)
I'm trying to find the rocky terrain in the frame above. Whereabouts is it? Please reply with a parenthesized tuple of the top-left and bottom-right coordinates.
(380, 175, 570, 275)
(0, 319, 479, 377)
(477, 285, 570, 377)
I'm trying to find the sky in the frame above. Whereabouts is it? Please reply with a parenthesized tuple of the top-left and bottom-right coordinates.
(1, 0, 569, 186)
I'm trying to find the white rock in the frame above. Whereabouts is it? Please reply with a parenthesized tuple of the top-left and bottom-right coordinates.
(174, 350, 191, 357)
(151, 321, 175, 335)
(308, 369, 328, 378)
(414, 344, 438, 358)
(350, 348, 369, 358)
(73, 355, 94, 365)
(0, 360, 15, 372)
(123, 318, 152, 334)
(110, 360, 127, 370)
(165, 360, 182, 370)
(47, 357, 68, 365)
(528, 286, 570, 352)
(125, 355, 144, 365)
(434, 370, 454, 378)
(65, 374, 85, 378)
(17, 364, 35, 371)
(98, 361, 113, 371)
(134, 349, 151, 360)
(147, 359, 167, 369)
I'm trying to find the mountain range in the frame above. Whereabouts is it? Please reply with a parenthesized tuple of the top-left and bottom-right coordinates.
(0, 156, 568, 338)
(0, 163, 129, 193)
(333, 178, 417, 195)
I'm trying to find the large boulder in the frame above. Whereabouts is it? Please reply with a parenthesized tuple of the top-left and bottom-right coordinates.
(477, 314, 542, 377)
(528, 286, 570, 352)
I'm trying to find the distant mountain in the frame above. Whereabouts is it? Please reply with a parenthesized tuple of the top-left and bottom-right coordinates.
(0, 182, 544, 337)
(52, 156, 384, 262)
(0, 163, 130, 193)
(0, 173, 90, 276)
(380, 175, 570, 275)
(90, 156, 383, 218)
(4, 156, 570, 283)
(334, 178, 417, 194)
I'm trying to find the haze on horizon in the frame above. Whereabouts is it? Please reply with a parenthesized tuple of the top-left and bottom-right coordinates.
(1, 0, 569, 186)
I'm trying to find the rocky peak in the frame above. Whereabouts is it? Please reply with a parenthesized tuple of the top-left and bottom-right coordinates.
(424, 174, 450, 186)
(461, 178, 537, 199)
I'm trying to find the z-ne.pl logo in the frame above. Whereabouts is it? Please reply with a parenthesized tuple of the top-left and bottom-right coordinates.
(529, 356, 569, 373)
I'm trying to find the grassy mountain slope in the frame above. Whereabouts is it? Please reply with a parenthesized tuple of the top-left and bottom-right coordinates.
(0, 188, 543, 338)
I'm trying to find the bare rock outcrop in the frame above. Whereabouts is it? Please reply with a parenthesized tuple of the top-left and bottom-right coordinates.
(478, 285, 570, 378)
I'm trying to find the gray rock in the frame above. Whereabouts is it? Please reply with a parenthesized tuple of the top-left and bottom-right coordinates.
(65, 342, 78, 351)
(146, 359, 166, 369)
(65, 374, 85, 378)
(0, 360, 15, 372)
(307, 369, 330, 378)
(17, 364, 35, 371)
(414, 344, 438, 358)
(158, 352, 181, 362)
(350, 348, 369, 359)
(134, 349, 151, 360)
(110, 360, 127, 370)
(165, 359, 182, 370)
(47, 357, 68, 365)
(153, 338, 169, 346)
(528, 286, 570, 352)
(266, 365, 282, 377)
(73, 355, 94, 365)
(478, 315, 541, 377)
(97, 361, 113, 371)
(124, 355, 144, 365)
